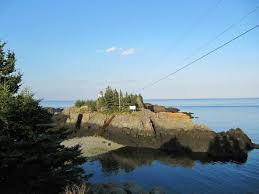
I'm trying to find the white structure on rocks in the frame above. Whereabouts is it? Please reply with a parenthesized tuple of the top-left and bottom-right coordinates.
(129, 105, 136, 112)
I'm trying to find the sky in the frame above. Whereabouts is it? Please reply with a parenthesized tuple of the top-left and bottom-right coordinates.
(1, 0, 259, 100)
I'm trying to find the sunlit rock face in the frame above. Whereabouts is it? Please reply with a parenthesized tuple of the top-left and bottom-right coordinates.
(61, 107, 258, 161)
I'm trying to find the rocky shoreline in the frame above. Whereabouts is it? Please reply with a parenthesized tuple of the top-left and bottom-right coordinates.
(51, 104, 259, 162)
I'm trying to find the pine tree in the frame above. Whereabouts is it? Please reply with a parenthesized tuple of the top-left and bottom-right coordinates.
(104, 86, 115, 110)
(0, 41, 86, 194)
(113, 89, 119, 111)
(136, 94, 144, 109)
(94, 87, 144, 112)
(119, 90, 123, 111)
(0, 41, 22, 93)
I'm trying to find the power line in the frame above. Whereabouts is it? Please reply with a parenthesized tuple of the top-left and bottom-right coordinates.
(168, 6, 259, 75)
(138, 24, 259, 92)
(183, 6, 259, 62)
(168, 0, 224, 53)
(178, 0, 224, 44)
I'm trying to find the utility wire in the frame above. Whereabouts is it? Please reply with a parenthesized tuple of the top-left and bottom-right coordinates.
(138, 24, 259, 92)
(181, 6, 259, 62)
(171, 0, 224, 50)
(167, 6, 259, 76)
(132, 0, 224, 93)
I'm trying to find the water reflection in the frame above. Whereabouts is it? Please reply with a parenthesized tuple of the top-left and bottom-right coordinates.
(91, 147, 246, 175)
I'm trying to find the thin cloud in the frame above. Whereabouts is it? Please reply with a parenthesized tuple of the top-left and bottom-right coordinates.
(121, 48, 136, 56)
(105, 46, 122, 53)
(102, 46, 137, 56)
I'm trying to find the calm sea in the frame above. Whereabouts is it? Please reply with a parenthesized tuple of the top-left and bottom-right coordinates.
(41, 98, 259, 193)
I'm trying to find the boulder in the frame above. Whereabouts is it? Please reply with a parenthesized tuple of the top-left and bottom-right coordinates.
(153, 105, 167, 113)
(165, 107, 180, 113)
(208, 128, 254, 160)
(144, 104, 166, 113)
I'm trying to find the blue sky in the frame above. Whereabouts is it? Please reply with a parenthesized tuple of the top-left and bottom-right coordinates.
(1, 0, 259, 100)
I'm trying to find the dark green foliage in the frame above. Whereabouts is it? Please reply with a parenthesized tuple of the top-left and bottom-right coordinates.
(86, 100, 97, 111)
(74, 99, 97, 111)
(75, 86, 144, 113)
(103, 86, 117, 110)
(75, 99, 87, 107)
(96, 92, 105, 110)
(97, 86, 144, 112)
(0, 42, 87, 194)
(0, 41, 22, 93)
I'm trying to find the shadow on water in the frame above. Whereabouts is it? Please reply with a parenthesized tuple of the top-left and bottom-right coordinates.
(90, 146, 247, 176)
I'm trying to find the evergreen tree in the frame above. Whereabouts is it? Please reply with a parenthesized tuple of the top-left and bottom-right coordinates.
(104, 86, 116, 110)
(113, 89, 119, 111)
(119, 90, 123, 111)
(0, 41, 22, 93)
(80, 86, 144, 113)
(0, 42, 86, 194)
(119, 90, 123, 99)
(96, 95, 105, 111)
(136, 94, 144, 109)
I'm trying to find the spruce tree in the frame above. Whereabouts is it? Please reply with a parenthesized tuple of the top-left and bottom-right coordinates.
(104, 86, 115, 110)
(113, 89, 119, 111)
(0, 41, 22, 93)
(0, 41, 86, 194)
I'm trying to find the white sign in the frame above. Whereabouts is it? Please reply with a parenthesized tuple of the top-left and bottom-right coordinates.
(129, 105, 136, 111)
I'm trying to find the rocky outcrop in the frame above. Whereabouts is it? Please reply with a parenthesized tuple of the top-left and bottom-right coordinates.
(144, 104, 180, 113)
(144, 104, 193, 118)
(208, 128, 254, 160)
(62, 107, 258, 161)
(152, 105, 167, 113)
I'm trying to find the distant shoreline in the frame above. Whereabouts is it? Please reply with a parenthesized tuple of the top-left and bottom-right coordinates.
(40, 98, 259, 108)
(41, 97, 259, 101)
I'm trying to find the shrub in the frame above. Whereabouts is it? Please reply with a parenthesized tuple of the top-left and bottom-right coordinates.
(74, 100, 97, 111)
(74, 100, 87, 107)
(85, 100, 97, 111)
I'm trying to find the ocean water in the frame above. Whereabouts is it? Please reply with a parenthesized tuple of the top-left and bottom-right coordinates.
(40, 100, 74, 108)
(42, 98, 259, 193)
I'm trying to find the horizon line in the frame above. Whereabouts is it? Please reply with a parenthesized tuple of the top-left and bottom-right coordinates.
(41, 97, 259, 101)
